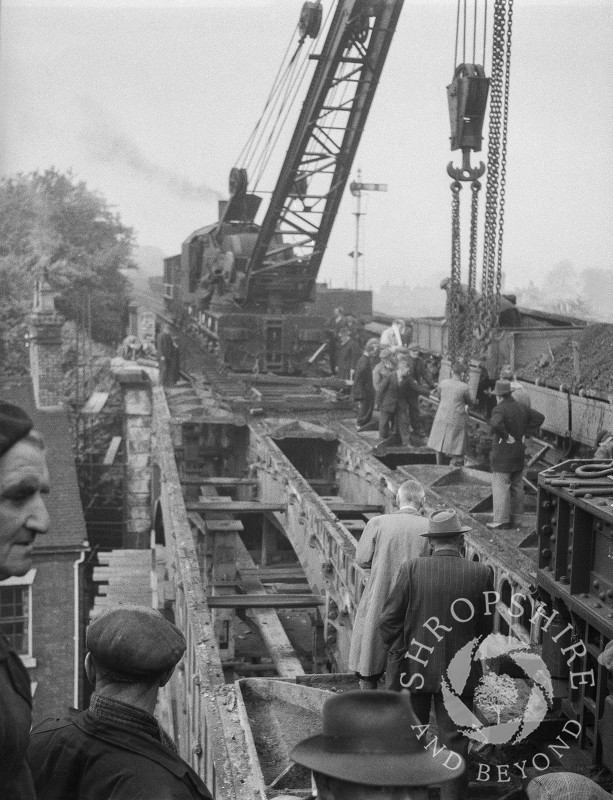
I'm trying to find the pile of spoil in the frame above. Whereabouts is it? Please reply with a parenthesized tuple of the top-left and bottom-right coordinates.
(519, 323, 613, 395)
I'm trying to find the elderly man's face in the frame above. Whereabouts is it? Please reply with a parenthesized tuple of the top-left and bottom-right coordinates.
(0, 440, 50, 579)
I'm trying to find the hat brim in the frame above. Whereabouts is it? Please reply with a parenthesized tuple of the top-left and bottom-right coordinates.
(291, 736, 463, 786)
(421, 526, 472, 537)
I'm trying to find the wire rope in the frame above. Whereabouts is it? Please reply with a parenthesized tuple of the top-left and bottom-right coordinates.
(252, 40, 313, 188)
(454, 0, 461, 73)
(243, 39, 305, 175)
(463, 0, 467, 64)
(473, 0, 477, 63)
(236, 23, 300, 169)
(251, 0, 333, 190)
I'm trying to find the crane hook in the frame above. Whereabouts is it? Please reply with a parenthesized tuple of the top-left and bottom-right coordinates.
(447, 148, 486, 182)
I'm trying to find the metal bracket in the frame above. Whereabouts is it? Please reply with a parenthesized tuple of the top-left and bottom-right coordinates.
(447, 148, 486, 182)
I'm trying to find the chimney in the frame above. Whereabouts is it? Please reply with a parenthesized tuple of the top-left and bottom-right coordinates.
(28, 273, 65, 410)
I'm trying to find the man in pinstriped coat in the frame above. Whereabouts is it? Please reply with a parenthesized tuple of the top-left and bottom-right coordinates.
(379, 509, 495, 800)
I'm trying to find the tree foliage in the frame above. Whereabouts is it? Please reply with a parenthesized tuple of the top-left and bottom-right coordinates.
(0, 168, 134, 371)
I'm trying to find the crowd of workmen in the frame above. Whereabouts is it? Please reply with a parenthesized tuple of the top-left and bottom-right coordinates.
(1, 343, 612, 798)
(330, 308, 548, 531)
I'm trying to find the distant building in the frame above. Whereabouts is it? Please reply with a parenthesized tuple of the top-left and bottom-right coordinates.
(0, 276, 88, 721)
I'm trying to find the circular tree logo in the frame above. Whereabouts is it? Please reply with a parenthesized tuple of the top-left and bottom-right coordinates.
(441, 633, 553, 745)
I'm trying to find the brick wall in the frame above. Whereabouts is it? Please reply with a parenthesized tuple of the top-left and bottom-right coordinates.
(28, 316, 64, 410)
(122, 383, 153, 548)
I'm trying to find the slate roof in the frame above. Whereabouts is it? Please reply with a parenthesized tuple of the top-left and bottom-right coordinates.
(1, 378, 86, 550)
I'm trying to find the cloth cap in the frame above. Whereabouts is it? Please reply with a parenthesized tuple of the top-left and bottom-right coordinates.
(422, 509, 471, 537)
(365, 338, 380, 350)
(291, 691, 463, 787)
(493, 379, 513, 396)
(87, 605, 186, 680)
(598, 639, 613, 671)
(0, 403, 34, 459)
(526, 772, 612, 800)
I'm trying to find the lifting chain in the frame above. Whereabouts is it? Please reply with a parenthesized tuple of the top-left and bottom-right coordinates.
(480, 0, 513, 348)
(465, 178, 481, 359)
(448, 180, 462, 362)
(448, 175, 483, 363)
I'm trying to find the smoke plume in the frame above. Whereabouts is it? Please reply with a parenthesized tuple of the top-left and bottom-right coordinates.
(80, 111, 221, 202)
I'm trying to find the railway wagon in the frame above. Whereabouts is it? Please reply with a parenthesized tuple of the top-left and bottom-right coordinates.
(409, 312, 584, 376)
(536, 460, 613, 770)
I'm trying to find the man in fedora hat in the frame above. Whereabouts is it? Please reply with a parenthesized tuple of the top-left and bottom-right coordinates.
(291, 690, 465, 800)
(487, 379, 544, 530)
(28, 605, 212, 799)
(379, 509, 495, 800)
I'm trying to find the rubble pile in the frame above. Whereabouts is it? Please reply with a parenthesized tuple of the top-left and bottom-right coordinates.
(520, 323, 613, 394)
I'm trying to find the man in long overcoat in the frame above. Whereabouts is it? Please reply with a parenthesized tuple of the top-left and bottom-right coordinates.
(348, 480, 429, 689)
(487, 380, 544, 529)
(427, 364, 472, 465)
(352, 338, 379, 429)
(379, 509, 495, 800)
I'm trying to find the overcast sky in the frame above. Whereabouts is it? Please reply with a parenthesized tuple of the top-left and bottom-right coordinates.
(1, 0, 612, 293)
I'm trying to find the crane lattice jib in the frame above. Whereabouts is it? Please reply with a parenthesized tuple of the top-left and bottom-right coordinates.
(244, 0, 405, 310)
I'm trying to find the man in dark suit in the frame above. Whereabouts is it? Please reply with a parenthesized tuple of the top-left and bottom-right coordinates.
(375, 357, 408, 445)
(379, 509, 495, 800)
(352, 337, 379, 429)
(487, 379, 545, 530)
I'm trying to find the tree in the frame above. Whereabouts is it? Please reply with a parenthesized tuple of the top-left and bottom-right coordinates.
(0, 168, 134, 369)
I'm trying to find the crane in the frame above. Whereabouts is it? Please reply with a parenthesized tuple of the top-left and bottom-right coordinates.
(164, 0, 405, 372)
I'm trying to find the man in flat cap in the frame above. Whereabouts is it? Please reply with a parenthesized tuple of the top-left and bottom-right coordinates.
(0, 402, 50, 800)
(488, 379, 544, 530)
(379, 510, 494, 800)
(291, 690, 465, 800)
(28, 604, 212, 799)
(352, 337, 380, 430)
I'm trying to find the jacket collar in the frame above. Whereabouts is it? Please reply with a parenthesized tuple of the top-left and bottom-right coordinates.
(396, 506, 419, 516)
(70, 709, 210, 793)
(432, 547, 463, 557)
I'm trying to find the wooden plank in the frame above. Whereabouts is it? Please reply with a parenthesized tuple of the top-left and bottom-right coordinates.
(238, 567, 306, 581)
(230, 535, 304, 679)
(180, 477, 257, 487)
(81, 391, 109, 415)
(207, 594, 323, 609)
(326, 501, 383, 515)
(186, 501, 286, 513)
(199, 494, 233, 503)
(103, 436, 122, 466)
(343, 520, 367, 532)
(204, 519, 244, 533)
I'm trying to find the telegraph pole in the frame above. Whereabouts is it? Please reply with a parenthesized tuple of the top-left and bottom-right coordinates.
(348, 169, 387, 290)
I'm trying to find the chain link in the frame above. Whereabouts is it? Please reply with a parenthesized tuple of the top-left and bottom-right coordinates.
(464, 178, 481, 360)
(449, 180, 462, 362)
(495, 0, 513, 307)
(481, 0, 513, 348)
